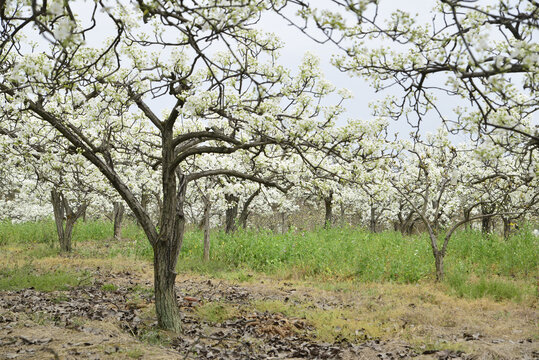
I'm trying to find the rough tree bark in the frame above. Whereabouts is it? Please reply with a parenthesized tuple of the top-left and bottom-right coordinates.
(113, 201, 124, 240)
(151, 128, 185, 333)
(50, 189, 88, 252)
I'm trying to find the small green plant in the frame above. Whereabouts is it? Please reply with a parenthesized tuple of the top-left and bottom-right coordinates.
(101, 283, 118, 292)
(51, 292, 70, 303)
(125, 348, 144, 359)
(138, 328, 171, 346)
(194, 302, 237, 324)
(29, 311, 54, 326)
(128, 284, 154, 297)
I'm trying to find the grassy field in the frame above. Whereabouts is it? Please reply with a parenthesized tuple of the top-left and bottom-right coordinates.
(0, 220, 537, 302)
(0, 220, 537, 359)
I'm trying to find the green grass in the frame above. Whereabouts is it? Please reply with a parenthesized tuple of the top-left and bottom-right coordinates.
(0, 263, 91, 291)
(177, 227, 538, 284)
(1, 220, 537, 302)
(0, 220, 56, 245)
(445, 272, 532, 302)
(194, 302, 238, 324)
(101, 283, 118, 292)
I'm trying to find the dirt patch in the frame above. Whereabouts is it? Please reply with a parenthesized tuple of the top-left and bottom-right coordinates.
(0, 317, 180, 359)
(1, 268, 537, 359)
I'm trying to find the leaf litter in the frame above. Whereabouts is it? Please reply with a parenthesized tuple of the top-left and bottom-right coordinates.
(0, 269, 536, 359)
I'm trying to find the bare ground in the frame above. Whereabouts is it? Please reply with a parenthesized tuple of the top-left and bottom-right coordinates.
(0, 258, 537, 359)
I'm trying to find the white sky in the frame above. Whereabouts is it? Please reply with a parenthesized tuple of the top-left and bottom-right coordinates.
(261, 0, 463, 140)
(264, 0, 537, 143)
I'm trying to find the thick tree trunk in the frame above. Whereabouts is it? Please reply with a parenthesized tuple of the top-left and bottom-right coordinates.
(62, 217, 77, 252)
(224, 194, 239, 234)
(153, 239, 182, 332)
(481, 217, 491, 233)
(151, 126, 189, 332)
(113, 201, 124, 240)
(203, 198, 211, 262)
(324, 192, 333, 229)
(405, 219, 416, 235)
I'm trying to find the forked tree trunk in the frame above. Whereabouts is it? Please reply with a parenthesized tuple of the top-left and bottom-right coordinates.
(224, 194, 239, 233)
(427, 229, 446, 281)
(113, 201, 124, 240)
(151, 129, 187, 332)
(324, 192, 333, 229)
(238, 187, 260, 230)
(203, 198, 211, 262)
(51, 189, 88, 252)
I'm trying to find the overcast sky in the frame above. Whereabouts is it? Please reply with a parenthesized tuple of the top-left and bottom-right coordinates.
(67, 0, 535, 143)
(258, 0, 471, 141)
(262, 0, 537, 143)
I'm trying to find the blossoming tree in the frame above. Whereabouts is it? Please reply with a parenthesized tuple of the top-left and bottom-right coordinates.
(0, 0, 355, 331)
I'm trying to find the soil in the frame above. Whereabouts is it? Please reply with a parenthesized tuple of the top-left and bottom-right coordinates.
(0, 267, 537, 360)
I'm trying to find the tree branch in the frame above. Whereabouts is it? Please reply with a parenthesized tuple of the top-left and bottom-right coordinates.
(187, 170, 288, 193)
